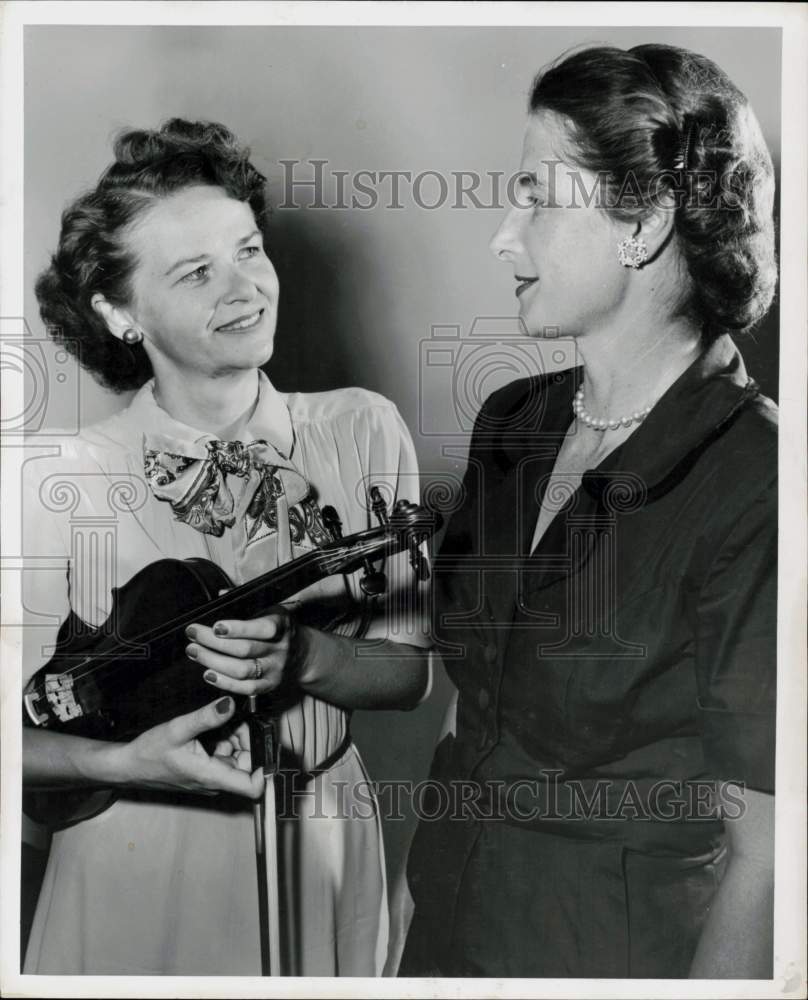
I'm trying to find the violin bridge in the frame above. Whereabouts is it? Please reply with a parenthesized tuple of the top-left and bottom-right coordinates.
(44, 673, 84, 723)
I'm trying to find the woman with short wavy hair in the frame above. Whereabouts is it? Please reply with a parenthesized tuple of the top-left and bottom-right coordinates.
(23, 119, 429, 976)
(397, 44, 777, 979)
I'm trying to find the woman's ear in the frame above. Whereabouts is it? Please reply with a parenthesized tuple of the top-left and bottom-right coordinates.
(633, 196, 677, 263)
(91, 293, 142, 342)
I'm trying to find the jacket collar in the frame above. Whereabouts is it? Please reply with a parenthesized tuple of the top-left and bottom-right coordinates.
(581, 334, 759, 503)
(496, 334, 759, 503)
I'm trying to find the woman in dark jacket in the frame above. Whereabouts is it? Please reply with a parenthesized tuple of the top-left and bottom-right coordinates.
(396, 43, 777, 979)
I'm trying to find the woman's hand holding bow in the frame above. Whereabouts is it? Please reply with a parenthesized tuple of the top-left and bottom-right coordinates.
(185, 609, 306, 697)
(24, 695, 266, 800)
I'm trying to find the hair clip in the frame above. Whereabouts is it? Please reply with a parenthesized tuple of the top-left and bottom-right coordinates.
(673, 115, 697, 174)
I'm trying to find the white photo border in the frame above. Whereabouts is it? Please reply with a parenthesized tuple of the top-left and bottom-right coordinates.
(1, 3, 805, 998)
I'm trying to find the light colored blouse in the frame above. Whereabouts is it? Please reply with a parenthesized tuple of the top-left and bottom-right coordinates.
(22, 372, 424, 976)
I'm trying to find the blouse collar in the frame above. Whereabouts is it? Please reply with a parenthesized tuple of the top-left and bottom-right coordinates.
(126, 370, 294, 457)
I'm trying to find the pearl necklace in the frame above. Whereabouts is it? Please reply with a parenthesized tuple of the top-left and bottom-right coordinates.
(573, 385, 652, 432)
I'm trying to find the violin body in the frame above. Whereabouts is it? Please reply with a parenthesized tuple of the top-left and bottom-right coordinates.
(25, 557, 236, 742)
(22, 558, 239, 829)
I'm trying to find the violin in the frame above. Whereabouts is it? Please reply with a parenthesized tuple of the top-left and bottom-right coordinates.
(23, 493, 439, 827)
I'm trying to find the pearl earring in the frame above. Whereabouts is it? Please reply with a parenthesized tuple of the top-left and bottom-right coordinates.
(617, 235, 648, 269)
(122, 328, 143, 345)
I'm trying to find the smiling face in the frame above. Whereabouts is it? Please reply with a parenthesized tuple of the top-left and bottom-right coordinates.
(490, 111, 633, 339)
(121, 185, 279, 381)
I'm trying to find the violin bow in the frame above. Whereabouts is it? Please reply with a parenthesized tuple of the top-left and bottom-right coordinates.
(246, 694, 282, 975)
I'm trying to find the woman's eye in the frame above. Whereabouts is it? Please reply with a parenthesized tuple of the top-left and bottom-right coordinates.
(514, 177, 533, 208)
(239, 245, 262, 260)
(514, 174, 544, 210)
(180, 264, 209, 284)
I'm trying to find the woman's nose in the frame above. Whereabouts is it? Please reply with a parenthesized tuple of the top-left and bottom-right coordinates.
(222, 266, 256, 303)
(489, 207, 522, 262)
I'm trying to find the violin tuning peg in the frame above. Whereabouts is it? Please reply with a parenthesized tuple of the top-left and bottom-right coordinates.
(408, 537, 430, 581)
(369, 486, 390, 527)
(321, 505, 343, 541)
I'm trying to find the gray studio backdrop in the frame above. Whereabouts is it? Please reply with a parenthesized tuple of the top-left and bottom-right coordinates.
(24, 25, 781, 884)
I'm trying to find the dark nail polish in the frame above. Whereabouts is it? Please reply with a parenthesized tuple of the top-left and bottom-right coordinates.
(186, 645, 198, 660)
(215, 696, 232, 715)
(213, 622, 229, 637)
(185, 625, 198, 640)
(204, 670, 218, 684)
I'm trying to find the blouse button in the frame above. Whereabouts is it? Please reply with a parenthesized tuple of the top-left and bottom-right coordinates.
(478, 688, 490, 711)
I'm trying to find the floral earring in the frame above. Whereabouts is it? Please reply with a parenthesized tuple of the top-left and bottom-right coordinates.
(617, 235, 648, 269)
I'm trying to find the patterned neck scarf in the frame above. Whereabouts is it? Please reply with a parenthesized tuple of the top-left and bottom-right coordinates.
(139, 376, 332, 584)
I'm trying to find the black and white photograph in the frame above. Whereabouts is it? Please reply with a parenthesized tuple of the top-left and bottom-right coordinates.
(1, 2, 805, 997)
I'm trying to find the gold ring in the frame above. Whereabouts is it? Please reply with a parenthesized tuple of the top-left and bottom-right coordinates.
(252, 658, 262, 680)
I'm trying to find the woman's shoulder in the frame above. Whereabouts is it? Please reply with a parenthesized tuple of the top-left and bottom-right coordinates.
(25, 402, 146, 493)
(719, 386, 778, 481)
(742, 387, 778, 437)
(21, 415, 144, 527)
(54, 409, 142, 465)
(285, 386, 403, 428)
(284, 387, 416, 477)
